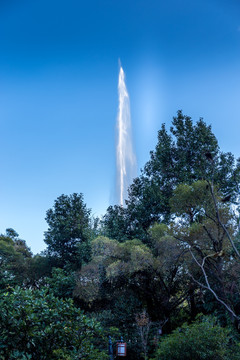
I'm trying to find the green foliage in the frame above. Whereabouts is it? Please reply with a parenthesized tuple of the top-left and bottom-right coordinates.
(0, 286, 107, 360)
(149, 224, 169, 243)
(75, 237, 155, 305)
(6, 228, 19, 240)
(102, 205, 131, 242)
(1, 112, 240, 360)
(45, 267, 76, 299)
(153, 316, 238, 360)
(27, 254, 52, 286)
(0, 230, 32, 289)
(91, 236, 120, 259)
(170, 181, 212, 221)
(168, 179, 239, 320)
(75, 234, 187, 339)
(44, 193, 92, 268)
(123, 111, 240, 242)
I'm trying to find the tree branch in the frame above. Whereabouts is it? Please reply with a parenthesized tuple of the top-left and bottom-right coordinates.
(207, 180, 240, 259)
(189, 249, 239, 322)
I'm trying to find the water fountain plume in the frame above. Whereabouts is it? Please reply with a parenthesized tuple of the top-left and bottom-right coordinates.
(116, 65, 137, 206)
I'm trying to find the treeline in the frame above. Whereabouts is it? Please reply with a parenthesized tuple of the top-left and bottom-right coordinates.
(1, 111, 240, 359)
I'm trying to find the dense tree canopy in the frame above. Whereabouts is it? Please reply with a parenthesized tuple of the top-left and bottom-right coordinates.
(103, 111, 240, 243)
(1, 112, 240, 359)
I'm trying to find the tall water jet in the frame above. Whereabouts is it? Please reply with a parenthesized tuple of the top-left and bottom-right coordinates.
(116, 65, 137, 206)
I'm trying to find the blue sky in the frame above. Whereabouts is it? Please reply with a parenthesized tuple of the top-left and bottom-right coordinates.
(0, 0, 240, 253)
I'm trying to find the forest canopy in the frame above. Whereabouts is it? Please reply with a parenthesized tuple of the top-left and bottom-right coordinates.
(1, 111, 240, 360)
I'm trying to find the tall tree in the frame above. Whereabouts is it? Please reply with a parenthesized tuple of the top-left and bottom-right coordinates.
(44, 193, 92, 267)
(104, 111, 240, 242)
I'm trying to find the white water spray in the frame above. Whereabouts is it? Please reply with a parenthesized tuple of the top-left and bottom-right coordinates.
(116, 65, 137, 206)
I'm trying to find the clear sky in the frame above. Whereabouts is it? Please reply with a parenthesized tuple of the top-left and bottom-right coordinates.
(0, 0, 240, 254)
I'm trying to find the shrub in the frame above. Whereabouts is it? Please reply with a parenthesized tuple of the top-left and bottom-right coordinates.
(0, 287, 107, 360)
(153, 315, 239, 360)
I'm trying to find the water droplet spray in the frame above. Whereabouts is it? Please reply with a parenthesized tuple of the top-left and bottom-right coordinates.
(116, 63, 137, 206)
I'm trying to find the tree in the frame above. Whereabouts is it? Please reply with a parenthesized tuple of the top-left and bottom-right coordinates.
(44, 193, 92, 268)
(120, 111, 240, 242)
(101, 205, 131, 242)
(27, 253, 52, 287)
(0, 229, 32, 288)
(169, 180, 240, 323)
(135, 310, 151, 360)
(45, 267, 76, 299)
(74, 235, 188, 331)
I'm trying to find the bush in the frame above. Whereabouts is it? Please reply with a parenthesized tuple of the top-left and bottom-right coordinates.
(0, 287, 107, 360)
(153, 315, 239, 360)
